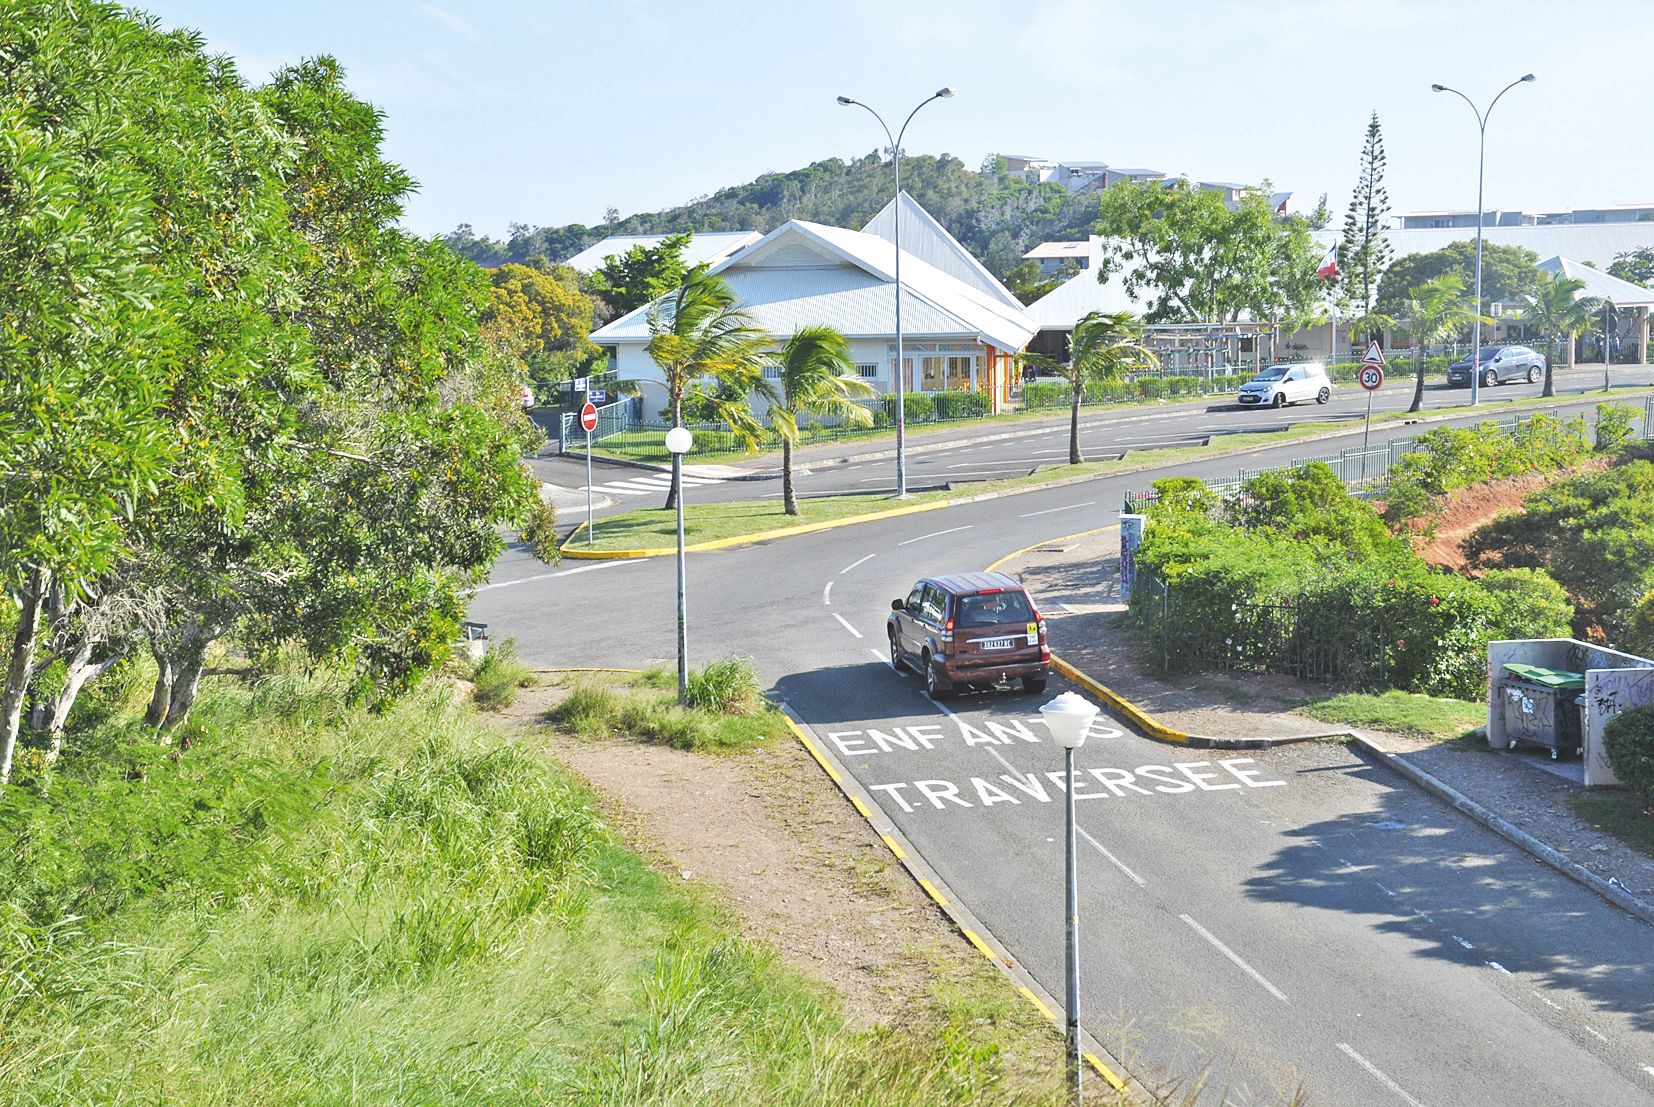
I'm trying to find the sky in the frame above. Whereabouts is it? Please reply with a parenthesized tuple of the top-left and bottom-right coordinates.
(136, 0, 1654, 244)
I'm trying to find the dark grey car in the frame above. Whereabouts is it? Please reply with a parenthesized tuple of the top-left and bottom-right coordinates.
(1446, 344, 1545, 388)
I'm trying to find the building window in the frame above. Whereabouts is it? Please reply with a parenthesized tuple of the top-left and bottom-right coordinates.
(920, 356, 946, 391)
(856, 363, 879, 379)
(763, 367, 782, 379)
(947, 356, 973, 390)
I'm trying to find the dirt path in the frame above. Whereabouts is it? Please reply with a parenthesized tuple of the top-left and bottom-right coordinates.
(1413, 462, 1608, 573)
(495, 682, 1064, 1065)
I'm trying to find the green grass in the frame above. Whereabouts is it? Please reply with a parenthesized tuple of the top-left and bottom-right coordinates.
(1567, 791, 1654, 861)
(0, 664, 1082, 1106)
(569, 385, 1654, 554)
(471, 637, 534, 710)
(548, 667, 784, 754)
(1302, 689, 1487, 741)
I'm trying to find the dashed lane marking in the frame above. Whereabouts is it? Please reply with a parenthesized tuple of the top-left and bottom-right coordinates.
(1452, 935, 1474, 949)
(1337, 1043, 1429, 1107)
(1020, 501, 1096, 518)
(840, 553, 876, 574)
(832, 612, 863, 638)
(1585, 1027, 1608, 1042)
(1486, 961, 1512, 975)
(1180, 914, 1289, 1002)
(473, 558, 640, 592)
(1077, 826, 1147, 886)
(822, 581, 833, 605)
(897, 524, 974, 546)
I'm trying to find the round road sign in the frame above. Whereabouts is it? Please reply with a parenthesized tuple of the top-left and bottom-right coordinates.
(579, 401, 599, 432)
(1359, 364, 1384, 391)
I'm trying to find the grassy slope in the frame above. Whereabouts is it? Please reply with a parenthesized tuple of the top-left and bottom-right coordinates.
(0, 666, 1077, 1106)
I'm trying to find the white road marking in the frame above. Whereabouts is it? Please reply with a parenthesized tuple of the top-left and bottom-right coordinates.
(840, 553, 876, 574)
(1337, 1043, 1429, 1107)
(833, 613, 863, 639)
(1077, 826, 1147, 886)
(1585, 1027, 1608, 1042)
(474, 559, 639, 591)
(870, 646, 899, 672)
(946, 462, 1039, 471)
(1537, 994, 1560, 1010)
(1179, 915, 1289, 1002)
(897, 525, 974, 546)
(1640, 1064, 1654, 1079)
(1020, 501, 1096, 518)
(822, 581, 833, 605)
(1486, 961, 1512, 975)
(1377, 883, 1396, 897)
(616, 477, 674, 489)
(1452, 935, 1475, 950)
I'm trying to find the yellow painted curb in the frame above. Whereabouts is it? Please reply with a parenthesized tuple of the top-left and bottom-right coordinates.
(1085, 1052, 1131, 1093)
(782, 714, 841, 783)
(1017, 985, 1058, 1022)
(559, 496, 953, 559)
(985, 524, 1196, 746)
(961, 928, 998, 962)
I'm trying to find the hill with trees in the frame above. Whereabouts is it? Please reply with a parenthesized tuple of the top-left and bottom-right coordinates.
(443, 153, 1105, 281)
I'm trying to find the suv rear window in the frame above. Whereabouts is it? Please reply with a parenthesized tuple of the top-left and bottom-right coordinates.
(955, 590, 1033, 627)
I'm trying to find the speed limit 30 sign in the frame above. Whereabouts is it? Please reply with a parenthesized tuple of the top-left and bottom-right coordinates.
(1359, 364, 1384, 391)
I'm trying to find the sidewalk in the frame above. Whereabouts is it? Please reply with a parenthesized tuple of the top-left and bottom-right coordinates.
(998, 527, 1654, 915)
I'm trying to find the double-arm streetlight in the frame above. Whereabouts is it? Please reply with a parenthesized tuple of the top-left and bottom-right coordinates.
(1431, 73, 1536, 407)
(836, 87, 954, 498)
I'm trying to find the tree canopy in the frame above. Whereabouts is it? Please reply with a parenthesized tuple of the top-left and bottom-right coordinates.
(1093, 180, 1325, 326)
(1375, 240, 1541, 317)
(483, 261, 599, 379)
(1338, 112, 1392, 315)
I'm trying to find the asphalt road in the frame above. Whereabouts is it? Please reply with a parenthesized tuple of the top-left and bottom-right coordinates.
(535, 365, 1654, 516)
(478, 387, 1654, 1105)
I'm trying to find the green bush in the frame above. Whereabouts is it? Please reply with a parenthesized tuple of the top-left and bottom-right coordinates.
(884, 392, 933, 422)
(1595, 401, 1638, 452)
(1601, 704, 1654, 803)
(1619, 590, 1654, 659)
(1021, 381, 1069, 409)
(684, 656, 763, 715)
(521, 499, 559, 564)
(472, 638, 532, 711)
(1385, 413, 1593, 525)
(933, 390, 989, 419)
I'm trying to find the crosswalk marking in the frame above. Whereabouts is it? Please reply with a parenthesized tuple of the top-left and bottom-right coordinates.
(580, 474, 729, 498)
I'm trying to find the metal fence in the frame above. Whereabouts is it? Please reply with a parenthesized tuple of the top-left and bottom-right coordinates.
(558, 396, 634, 452)
(1123, 411, 1572, 514)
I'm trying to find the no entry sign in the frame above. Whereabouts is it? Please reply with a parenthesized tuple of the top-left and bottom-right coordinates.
(580, 401, 599, 432)
(1359, 364, 1384, 391)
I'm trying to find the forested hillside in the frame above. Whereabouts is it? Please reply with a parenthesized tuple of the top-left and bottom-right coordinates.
(443, 153, 1105, 277)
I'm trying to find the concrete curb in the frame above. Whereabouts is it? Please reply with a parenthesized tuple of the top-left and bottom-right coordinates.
(777, 706, 1140, 1100)
(1347, 731, 1654, 928)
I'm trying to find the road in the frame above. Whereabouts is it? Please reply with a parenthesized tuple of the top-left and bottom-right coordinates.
(534, 365, 1654, 516)
(477, 389, 1654, 1105)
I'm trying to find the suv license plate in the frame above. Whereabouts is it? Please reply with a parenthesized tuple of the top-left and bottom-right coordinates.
(977, 637, 1015, 650)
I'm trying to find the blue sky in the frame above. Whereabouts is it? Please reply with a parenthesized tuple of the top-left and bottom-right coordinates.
(136, 1, 1653, 243)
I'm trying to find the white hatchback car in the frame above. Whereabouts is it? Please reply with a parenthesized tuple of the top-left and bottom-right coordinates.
(1236, 363, 1333, 408)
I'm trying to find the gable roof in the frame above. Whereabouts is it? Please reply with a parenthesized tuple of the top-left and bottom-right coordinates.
(861, 192, 1025, 311)
(562, 231, 761, 273)
(590, 216, 1036, 352)
(1538, 256, 1654, 307)
(1024, 259, 1145, 329)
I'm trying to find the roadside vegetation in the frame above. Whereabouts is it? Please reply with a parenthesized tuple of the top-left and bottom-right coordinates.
(547, 660, 784, 752)
(0, 662, 1084, 1105)
(471, 639, 535, 710)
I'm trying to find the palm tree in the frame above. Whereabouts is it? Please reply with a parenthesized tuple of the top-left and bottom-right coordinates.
(645, 265, 771, 509)
(1521, 270, 1596, 398)
(1022, 311, 1158, 465)
(767, 326, 876, 515)
(1400, 275, 1487, 413)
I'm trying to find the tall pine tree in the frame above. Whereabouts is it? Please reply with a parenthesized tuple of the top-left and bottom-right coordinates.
(1339, 112, 1392, 318)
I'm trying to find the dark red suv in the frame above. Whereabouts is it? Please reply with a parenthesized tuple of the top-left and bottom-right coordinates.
(888, 571, 1050, 698)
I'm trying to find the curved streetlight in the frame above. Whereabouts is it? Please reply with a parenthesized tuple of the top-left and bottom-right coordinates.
(1431, 73, 1536, 407)
(836, 87, 955, 498)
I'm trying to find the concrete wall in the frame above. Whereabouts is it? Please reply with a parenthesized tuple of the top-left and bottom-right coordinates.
(1486, 639, 1654, 786)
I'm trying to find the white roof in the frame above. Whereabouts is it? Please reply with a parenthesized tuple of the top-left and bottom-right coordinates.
(1024, 257, 1146, 329)
(861, 192, 1025, 311)
(591, 216, 1037, 352)
(1538, 256, 1654, 307)
(1312, 222, 1654, 272)
(562, 231, 761, 273)
(1023, 240, 1097, 261)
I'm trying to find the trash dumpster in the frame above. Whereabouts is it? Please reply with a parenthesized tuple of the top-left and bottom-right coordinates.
(1500, 663, 1585, 760)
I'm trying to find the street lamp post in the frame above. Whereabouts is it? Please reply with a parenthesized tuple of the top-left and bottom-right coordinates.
(1040, 691, 1100, 1103)
(836, 87, 954, 499)
(665, 425, 694, 704)
(1431, 74, 1536, 408)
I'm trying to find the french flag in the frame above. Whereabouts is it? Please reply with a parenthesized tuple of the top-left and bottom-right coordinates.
(1316, 243, 1338, 279)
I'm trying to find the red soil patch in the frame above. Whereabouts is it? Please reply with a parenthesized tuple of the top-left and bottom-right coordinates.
(1414, 462, 1609, 573)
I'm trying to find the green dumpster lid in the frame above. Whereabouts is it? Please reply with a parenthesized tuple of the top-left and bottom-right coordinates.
(1501, 662, 1586, 690)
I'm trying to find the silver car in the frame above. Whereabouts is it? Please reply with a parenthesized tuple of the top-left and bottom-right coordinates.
(1236, 363, 1333, 408)
(1446, 345, 1545, 388)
